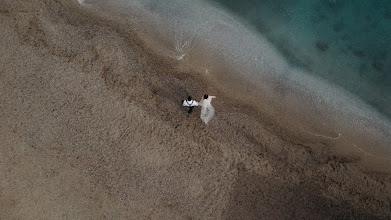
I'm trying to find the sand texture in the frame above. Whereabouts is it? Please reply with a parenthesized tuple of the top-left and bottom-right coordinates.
(1, 0, 391, 219)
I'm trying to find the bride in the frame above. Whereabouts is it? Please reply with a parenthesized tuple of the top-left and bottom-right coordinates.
(199, 94, 216, 124)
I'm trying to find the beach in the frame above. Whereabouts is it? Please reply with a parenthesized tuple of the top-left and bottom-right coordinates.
(1, 0, 391, 219)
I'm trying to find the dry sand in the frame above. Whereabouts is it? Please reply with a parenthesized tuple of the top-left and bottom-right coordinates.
(1, 0, 391, 219)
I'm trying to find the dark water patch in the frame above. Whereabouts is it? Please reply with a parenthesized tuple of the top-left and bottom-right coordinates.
(373, 60, 385, 72)
(352, 49, 366, 58)
(333, 20, 344, 32)
(316, 41, 329, 52)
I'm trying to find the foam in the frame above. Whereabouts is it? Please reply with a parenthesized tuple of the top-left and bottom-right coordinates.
(82, 0, 391, 161)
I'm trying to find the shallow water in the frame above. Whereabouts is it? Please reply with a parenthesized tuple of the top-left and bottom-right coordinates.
(209, 0, 391, 118)
(81, 0, 391, 162)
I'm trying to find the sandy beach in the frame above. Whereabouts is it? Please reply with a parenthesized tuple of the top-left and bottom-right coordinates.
(1, 0, 391, 219)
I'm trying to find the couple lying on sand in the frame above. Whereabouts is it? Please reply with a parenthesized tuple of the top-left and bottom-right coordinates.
(182, 94, 216, 124)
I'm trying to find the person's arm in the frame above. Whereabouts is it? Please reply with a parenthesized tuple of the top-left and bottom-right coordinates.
(210, 96, 216, 99)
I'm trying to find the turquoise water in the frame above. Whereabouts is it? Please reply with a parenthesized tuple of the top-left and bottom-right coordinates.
(208, 0, 391, 118)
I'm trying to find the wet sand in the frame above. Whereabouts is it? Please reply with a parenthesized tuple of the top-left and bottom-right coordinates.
(1, 0, 391, 219)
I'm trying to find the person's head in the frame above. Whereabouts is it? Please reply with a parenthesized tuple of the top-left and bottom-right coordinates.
(187, 96, 192, 101)
(204, 94, 208, 99)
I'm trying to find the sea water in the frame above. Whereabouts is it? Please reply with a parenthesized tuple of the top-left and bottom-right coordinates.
(208, 0, 391, 119)
(80, 0, 391, 164)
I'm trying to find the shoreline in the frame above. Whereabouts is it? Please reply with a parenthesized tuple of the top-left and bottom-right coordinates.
(1, 0, 391, 219)
(94, 0, 391, 169)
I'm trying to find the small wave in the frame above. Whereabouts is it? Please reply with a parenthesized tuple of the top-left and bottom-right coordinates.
(352, 144, 391, 161)
(175, 53, 187, 60)
(303, 129, 341, 140)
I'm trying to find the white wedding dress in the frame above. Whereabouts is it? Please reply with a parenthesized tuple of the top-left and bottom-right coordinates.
(199, 96, 215, 124)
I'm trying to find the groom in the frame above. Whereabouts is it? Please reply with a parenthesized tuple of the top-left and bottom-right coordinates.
(182, 96, 199, 114)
